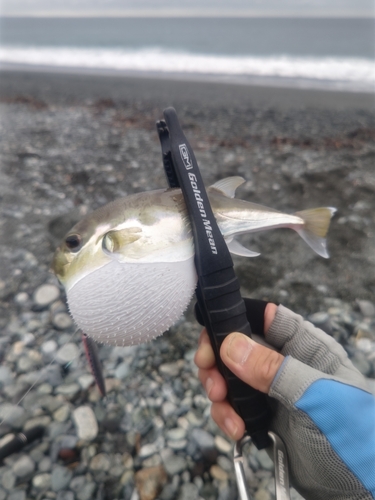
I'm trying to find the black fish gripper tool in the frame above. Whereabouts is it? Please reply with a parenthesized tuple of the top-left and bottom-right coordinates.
(156, 108, 290, 500)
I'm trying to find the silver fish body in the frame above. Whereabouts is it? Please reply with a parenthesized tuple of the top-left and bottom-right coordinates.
(52, 176, 335, 346)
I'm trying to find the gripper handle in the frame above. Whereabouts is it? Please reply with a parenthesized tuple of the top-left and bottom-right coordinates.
(197, 268, 271, 450)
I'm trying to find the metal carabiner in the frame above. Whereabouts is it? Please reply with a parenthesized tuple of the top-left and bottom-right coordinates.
(234, 432, 291, 500)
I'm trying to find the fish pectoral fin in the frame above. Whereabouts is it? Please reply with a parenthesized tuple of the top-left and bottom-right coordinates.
(208, 176, 246, 198)
(82, 333, 106, 397)
(295, 207, 336, 258)
(102, 227, 142, 255)
(227, 239, 260, 257)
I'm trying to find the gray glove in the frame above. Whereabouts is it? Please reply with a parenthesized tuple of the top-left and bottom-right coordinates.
(267, 305, 375, 500)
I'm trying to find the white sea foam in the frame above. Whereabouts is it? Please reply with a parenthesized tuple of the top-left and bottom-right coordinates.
(1, 46, 374, 92)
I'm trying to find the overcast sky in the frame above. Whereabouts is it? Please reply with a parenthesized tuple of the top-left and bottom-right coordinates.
(1, 0, 374, 17)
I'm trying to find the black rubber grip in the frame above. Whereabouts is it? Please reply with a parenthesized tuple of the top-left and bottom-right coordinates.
(197, 271, 271, 449)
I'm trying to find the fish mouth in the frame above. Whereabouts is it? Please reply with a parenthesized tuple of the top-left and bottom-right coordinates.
(51, 247, 70, 284)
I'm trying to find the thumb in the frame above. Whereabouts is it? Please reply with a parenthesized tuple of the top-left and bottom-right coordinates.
(220, 332, 285, 394)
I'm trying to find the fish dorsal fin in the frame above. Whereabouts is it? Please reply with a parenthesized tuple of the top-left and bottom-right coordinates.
(102, 227, 142, 255)
(209, 176, 246, 198)
(227, 239, 260, 257)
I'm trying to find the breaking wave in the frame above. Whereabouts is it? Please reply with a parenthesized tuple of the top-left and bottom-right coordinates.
(1, 46, 374, 92)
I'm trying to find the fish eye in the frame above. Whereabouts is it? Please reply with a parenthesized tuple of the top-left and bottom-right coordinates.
(65, 234, 82, 251)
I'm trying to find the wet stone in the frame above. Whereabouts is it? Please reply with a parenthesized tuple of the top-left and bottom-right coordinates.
(357, 300, 375, 318)
(142, 455, 162, 468)
(41, 340, 58, 361)
(122, 452, 134, 470)
(217, 455, 233, 472)
(210, 464, 229, 482)
(56, 343, 80, 365)
(52, 312, 73, 330)
(89, 453, 111, 471)
(8, 491, 27, 500)
(139, 436, 165, 458)
(14, 292, 29, 305)
(255, 489, 271, 500)
(351, 352, 372, 376)
(162, 453, 188, 476)
(166, 427, 187, 441)
(162, 401, 177, 418)
(39, 364, 63, 387)
(69, 475, 85, 492)
(177, 483, 199, 500)
(56, 492, 74, 500)
(159, 483, 178, 500)
(308, 312, 329, 324)
(120, 470, 135, 487)
(55, 383, 81, 398)
(214, 436, 232, 454)
(53, 405, 70, 422)
(51, 465, 73, 492)
(0, 404, 26, 428)
(33, 284, 60, 307)
(38, 457, 52, 472)
(159, 362, 181, 377)
(135, 465, 168, 500)
(73, 406, 99, 441)
(77, 373, 95, 390)
(168, 439, 187, 451)
(191, 428, 215, 450)
(23, 415, 51, 431)
(32, 473, 51, 490)
(17, 355, 37, 373)
(115, 361, 131, 379)
(26, 319, 42, 332)
(12, 455, 35, 478)
(185, 411, 204, 427)
(2, 469, 16, 491)
(257, 450, 274, 471)
(0, 366, 13, 385)
(75, 482, 96, 500)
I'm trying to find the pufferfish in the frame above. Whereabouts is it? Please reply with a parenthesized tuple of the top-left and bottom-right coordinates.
(52, 176, 335, 350)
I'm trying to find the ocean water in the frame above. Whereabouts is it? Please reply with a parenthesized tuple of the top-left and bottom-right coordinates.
(0, 17, 374, 92)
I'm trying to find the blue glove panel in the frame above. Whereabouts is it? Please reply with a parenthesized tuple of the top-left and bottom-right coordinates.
(295, 379, 375, 498)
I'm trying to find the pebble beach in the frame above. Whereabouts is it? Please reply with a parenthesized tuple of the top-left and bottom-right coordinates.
(0, 69, 374, 500)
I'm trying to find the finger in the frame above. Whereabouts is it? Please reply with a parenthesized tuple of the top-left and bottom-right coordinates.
(264, 303, 278, 335)
(198, 367, 227, 402)
(198, 328, 208, 345)
(266, 305, 352, 374)
(194, 330, 216, 370)
(220, 332, 285, 393)
(211, 401, 245, 441)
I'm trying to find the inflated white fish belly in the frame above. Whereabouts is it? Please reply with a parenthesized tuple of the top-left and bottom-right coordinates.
(67, 257, 197, 346)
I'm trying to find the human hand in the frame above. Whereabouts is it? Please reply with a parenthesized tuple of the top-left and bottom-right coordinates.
(195, 302, 280, 440)
(195, 302, 375, 500)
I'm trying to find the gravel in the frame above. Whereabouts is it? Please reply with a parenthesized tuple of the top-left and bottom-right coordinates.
(0, 70, 374, 500)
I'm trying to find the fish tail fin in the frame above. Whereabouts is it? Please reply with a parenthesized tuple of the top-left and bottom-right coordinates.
(295, 207, 336, 258)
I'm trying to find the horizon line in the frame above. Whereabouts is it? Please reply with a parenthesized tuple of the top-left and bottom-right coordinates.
(1, 9, 374, 19)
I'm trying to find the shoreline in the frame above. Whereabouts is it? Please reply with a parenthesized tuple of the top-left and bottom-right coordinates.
(1, 66, 374, 111)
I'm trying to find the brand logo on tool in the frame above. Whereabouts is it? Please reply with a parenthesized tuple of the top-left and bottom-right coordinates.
(187, 172, 218, 255)
(179, 144, 193, 170)
(277, 450, 288, 498)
